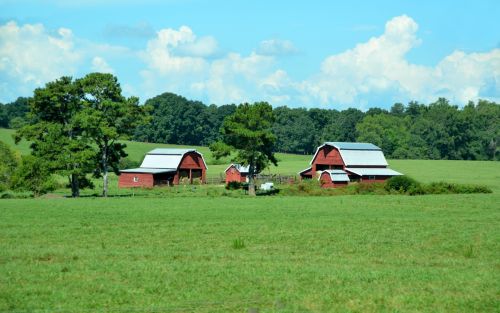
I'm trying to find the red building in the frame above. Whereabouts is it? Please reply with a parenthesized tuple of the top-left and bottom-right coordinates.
(118, 148, 207, 188)
(300, 142, 402, 183)
(225, 164, 249, 183)
(319, 170, 350, 188)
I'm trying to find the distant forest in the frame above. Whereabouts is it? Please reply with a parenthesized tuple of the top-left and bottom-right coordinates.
(1, 93, 498, 160)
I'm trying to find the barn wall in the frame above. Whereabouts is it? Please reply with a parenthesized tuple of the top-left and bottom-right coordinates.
(174, 152, 207, 184)
(312, 146, 344, 172)
(118, 173, 154, 188)
(360, 175, 391, 183)
(225, 167, 247, 183)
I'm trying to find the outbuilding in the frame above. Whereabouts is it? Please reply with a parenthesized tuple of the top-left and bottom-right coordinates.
(118, 148, 207, 188)
(299, 142, 402, 182)
(225, 164, 249, 183)
(319, 170, 350, 188)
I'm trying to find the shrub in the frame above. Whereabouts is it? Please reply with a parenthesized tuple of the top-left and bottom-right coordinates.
(0, 140, 19, 192)
(226, 181, 248, 190)
(424, 182, 491, 194)
(10, 155, 59, 197)
(353, 182, 386, 195)
(385, 175, 420, 193)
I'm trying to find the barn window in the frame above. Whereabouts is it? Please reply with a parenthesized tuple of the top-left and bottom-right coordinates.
(368, 175, 375, 180)
(133, 176, 139, 182)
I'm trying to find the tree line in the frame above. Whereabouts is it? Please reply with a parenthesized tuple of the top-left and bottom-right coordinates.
(132, 93, 499, 160)
(2, 89, 499, 162)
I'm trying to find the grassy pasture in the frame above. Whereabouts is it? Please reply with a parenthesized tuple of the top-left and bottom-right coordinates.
(1, 194, 499, 312)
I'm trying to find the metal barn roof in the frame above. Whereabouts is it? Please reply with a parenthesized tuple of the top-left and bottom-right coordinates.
(133, 148, 207, 170)
(310, 142, 388, 166)
(119, 168, 176, 174)
(320, 170, 350, 182)
(345, 167, 402, 176)
(147, 148, 196, 155)
(324, 142, 381, 150)
(225, 164, 250, 173)
(340, 150, 388, 166)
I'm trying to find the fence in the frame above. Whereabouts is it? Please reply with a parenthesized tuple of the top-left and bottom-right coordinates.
(204, 174, 297, 185)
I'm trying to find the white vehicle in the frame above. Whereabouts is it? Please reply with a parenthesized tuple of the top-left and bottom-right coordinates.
(260, 182, 274, 191)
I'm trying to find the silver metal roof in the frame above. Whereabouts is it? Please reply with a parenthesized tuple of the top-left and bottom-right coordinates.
(225, 163, 250, 173)
(319, 170, 350, 182)
(147, 148, 196, 155)
(324, 142, 381, 150)
(340, 150, 388, 166)
(345, 167, 402, 176)
(138, 148, 207, 169)
(310, 142, 388, 166)
(119, 168, 176, 174)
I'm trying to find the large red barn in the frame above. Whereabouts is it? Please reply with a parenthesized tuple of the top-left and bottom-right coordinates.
(300, 142, 402, 183)
(118, 148, 207, 188)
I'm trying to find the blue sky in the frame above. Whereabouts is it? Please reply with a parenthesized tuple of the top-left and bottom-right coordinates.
(1, 0, 499, 109)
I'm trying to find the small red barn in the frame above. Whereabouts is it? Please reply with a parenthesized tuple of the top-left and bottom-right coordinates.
(118, 148, 207, 188)
(319, 170, 350, 188)
(225, 164, 249, 183)
(299, 142, 402, 182)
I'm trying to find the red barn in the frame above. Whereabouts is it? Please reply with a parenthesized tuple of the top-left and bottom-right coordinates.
(299, 142, 402, 182)
(225, 164, 249, 184)
(118, 148, 207, 188)
(319, 170, 350, 188)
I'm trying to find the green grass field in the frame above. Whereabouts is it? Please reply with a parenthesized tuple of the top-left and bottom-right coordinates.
(1, 194, 499, 312)
(1, 127, 499, 312)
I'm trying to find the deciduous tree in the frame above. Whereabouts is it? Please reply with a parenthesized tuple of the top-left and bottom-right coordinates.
(210, 102, 277, 196)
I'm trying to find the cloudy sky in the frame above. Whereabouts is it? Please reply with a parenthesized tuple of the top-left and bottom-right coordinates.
(1, 0, 499, 109)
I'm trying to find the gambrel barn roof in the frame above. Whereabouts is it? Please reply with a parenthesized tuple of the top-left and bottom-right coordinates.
(311, 142, 389, 167)
(120, 148, 207, 173)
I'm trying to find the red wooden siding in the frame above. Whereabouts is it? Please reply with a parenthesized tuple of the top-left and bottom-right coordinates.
(173, 152, 207, 184)
(118, 173, 154, 188)
(312, 146, 345, 172)
(225, 166, 247, 183)
(319, 172, 348, 188)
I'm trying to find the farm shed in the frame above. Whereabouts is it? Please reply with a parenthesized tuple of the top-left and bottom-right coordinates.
(319, 170, 350, 188)
(299, 142, 402, 182)
(119, 148, 207, 188)
(225, 164, 249, 183)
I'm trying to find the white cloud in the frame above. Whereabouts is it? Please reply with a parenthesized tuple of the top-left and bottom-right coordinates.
(0, 20, 130, 103)
(257, 39, 297, 56)
(2, 17, 498, 107)
(302, 15, 500, 106)
(91, 56, 114, 73)
(0, 21, 81, 100)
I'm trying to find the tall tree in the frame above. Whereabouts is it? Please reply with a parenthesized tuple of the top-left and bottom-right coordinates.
(15, 77, 95, 197)
(76, 73, 146, 197)
(210, 102, 278, 196)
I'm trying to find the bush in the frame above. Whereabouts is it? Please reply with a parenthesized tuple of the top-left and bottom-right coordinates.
(423, 182, 492, 194)
(0, 140, 19, 192)
(353, 182, 386, 195)
(10, 155, 59, 197)
(226, 181, 248, 190)
(385, 176, 420, 193)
